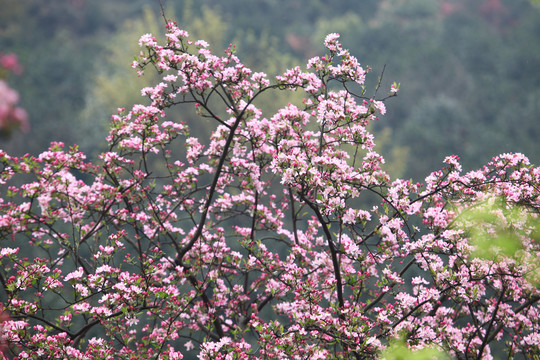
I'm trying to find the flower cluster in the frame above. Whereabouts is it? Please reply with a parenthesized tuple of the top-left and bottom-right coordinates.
(0, 53, 28, 137)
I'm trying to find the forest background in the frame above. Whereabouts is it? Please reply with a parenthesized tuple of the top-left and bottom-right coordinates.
(1, 0, 540, 181)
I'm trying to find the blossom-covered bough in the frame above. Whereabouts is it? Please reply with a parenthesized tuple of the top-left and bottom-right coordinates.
(0, 22, 539, 360)
(0, 53, 28, 137)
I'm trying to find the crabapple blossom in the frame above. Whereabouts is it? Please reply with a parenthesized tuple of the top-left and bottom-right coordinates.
(0, 53, 28, 136)
(0, 22, 539, 360)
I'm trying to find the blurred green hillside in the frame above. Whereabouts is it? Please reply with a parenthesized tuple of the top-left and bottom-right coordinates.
(1, 0, 539, 180)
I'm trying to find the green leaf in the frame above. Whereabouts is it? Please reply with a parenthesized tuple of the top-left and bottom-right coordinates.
(380, 337, 450, 360)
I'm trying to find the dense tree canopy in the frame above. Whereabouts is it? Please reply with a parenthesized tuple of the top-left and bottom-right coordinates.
(0, 18, 539, 359)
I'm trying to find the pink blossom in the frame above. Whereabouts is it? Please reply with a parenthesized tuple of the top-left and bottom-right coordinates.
(0, 23, 538, 360)
(324, 33, 341, 52)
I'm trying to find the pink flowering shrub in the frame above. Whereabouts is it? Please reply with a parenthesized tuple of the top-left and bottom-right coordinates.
(0, 23, 539, 359)
(0, 53, 28, 137)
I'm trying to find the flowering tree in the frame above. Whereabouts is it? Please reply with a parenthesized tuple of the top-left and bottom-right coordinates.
(0, 22, 539, 360)
(0, 53, 28, 137)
